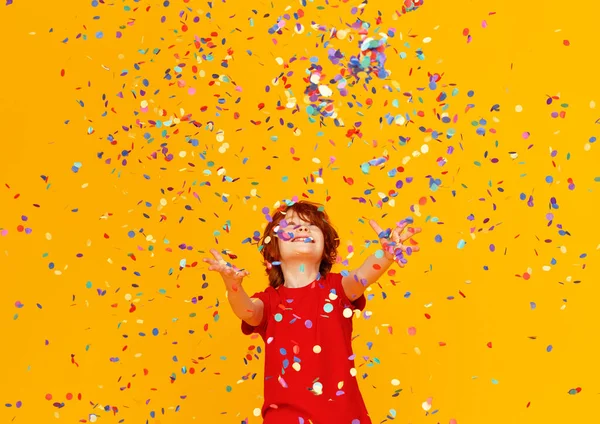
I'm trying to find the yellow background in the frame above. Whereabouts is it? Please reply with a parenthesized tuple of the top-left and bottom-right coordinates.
(1, 0, 599, 422)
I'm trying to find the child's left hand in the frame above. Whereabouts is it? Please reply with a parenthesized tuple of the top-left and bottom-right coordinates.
(369, 218, 422, 267)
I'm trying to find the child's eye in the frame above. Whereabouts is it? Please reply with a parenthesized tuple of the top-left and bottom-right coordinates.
(290, 221, 314, 227)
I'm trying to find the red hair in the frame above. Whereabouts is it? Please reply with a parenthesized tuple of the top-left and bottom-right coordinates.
(258, 200, 340, 289)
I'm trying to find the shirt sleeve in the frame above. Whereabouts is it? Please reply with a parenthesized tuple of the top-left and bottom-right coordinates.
(329, 272, 367, 312)
(240, 288, 271, 337)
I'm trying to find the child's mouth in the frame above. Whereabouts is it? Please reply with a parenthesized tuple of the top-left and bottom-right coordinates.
(292, 237, 314, 243)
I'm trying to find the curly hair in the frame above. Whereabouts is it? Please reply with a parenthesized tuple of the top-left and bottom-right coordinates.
(258, 200, 340, 289)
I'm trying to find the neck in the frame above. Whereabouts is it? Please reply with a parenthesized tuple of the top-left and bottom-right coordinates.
(280, 259, 321, 288)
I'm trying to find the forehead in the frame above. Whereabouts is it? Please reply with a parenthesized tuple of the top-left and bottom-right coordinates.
(284, 210, 307, 220)
(281, 212, 311, 226)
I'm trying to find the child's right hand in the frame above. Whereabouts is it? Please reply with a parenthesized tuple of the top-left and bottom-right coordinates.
(203, 248, 250, 289)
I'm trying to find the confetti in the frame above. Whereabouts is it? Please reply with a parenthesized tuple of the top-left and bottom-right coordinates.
(2, 0, 595, 422)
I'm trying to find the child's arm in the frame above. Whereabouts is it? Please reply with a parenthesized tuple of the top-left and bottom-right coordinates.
(227, 285, 264, 326)
(342, 219, 421, 301)
(203, 248, 262, 324)
(342, 254, 394, 301)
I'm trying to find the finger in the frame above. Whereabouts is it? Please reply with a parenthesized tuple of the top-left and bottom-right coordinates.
(205, 259, 230, 274)
(235, 269, 250, 278)
(405, 226, 421, 235)
(401, 227, 421, 242)
(391, 227, 402, 242)
(369, 219, 390, 239)
(395, 221, 410, 231)
(210, 248, 226, 262)
(369, 219, 383, 235)
(400, 245, 420, 255)
(204, 258, 222, 270)
(395, 222, 412, 237)
(208, 262, 224, 271)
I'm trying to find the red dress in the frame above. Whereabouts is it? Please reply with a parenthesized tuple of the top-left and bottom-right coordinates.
(241, 272, 371, 424)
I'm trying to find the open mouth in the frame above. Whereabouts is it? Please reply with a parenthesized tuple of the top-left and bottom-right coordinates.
(291, 237, 315, 243)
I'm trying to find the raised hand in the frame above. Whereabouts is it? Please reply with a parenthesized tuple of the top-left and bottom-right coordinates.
(202, 248, 250, 290)
(369, 218, 422, 267)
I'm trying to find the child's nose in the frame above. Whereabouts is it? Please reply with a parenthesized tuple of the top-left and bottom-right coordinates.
(294, 228, 309, 237)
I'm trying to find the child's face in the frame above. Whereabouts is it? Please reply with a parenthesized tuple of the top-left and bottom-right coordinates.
(276, 210, 325, 264)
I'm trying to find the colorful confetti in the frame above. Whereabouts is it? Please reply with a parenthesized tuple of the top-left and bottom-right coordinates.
(2, 0, 598, 422)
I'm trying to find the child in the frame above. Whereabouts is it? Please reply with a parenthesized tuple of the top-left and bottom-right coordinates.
(203, 200, 421, 423)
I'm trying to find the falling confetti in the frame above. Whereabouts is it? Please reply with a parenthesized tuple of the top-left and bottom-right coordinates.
(1, 0, 598, 422)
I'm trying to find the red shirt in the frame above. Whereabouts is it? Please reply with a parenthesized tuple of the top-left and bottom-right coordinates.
(241, 272, 371, 424)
